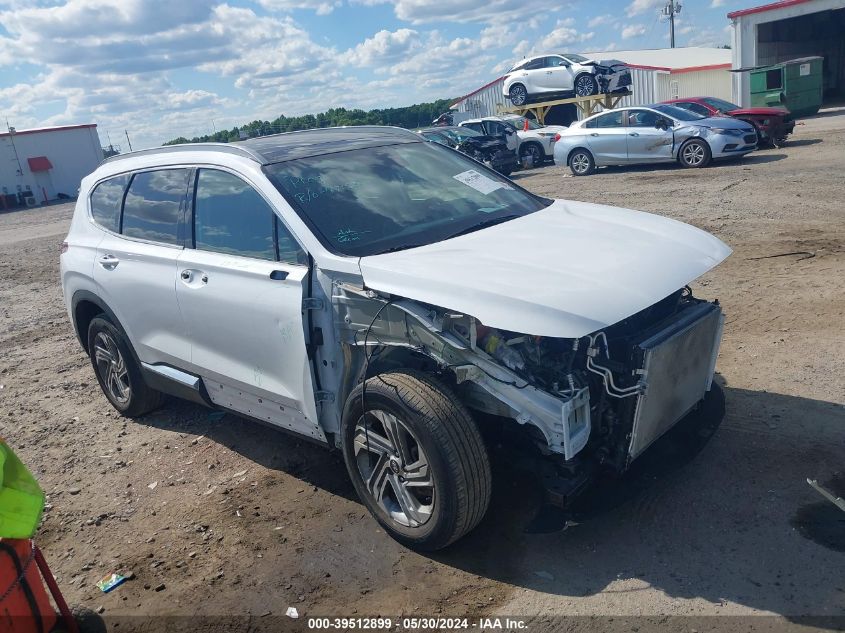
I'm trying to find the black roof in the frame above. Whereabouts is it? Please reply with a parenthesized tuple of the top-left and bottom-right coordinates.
(103, 126, 421, 167)
(237, 126, 420, 163)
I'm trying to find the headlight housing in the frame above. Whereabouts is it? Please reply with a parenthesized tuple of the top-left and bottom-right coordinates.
(708, 127, 742, 136)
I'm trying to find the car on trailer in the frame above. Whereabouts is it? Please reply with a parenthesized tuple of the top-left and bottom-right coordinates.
(62, 126, 730, 551)
(662, 96, 794, 147)
(503, 53, 631, 105)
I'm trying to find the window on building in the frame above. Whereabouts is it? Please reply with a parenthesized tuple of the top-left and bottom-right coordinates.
(122, 169, 189, 245)
(90, 174, 129, 233)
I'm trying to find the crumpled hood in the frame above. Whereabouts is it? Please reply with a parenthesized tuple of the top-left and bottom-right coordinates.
(358, 200, 731, 338)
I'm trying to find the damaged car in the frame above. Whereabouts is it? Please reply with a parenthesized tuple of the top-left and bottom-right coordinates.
(416, 125, 519, 175)
(61, 126, 730, 551)
(504, 53, 632, 105)
(554, 104, 758, 175)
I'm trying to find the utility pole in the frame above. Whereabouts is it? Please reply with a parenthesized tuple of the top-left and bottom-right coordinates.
(124, 129, 133, 152)
(662, 0, 682, 48)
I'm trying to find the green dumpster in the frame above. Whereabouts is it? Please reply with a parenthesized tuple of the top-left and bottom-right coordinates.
(750, 56, 823, 118)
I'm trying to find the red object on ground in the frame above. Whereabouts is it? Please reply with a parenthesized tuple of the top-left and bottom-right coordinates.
(0, 539, 78, 633)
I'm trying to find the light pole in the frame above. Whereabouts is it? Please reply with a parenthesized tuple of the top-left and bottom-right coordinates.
(663, 0, 682, 48)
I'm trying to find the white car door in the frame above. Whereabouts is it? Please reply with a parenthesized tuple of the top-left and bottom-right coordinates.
(544, 56, 575, 92)
(92, 169, 191, 367)
(521, 57, 546, 93)
(175, 168, 323, 440)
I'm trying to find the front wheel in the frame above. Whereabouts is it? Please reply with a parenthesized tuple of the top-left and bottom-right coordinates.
(341, 370, 491, 551)
(574, 74, 598, 97)
(678, 139, 712, 168)
(509, 83, 528, 106)
(569, 148, 595, 176)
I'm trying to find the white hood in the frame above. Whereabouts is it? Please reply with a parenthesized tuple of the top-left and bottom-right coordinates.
(358, 200, 731, 338)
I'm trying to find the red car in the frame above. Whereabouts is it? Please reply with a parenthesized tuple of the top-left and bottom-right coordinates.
(662, 97, 794, 148)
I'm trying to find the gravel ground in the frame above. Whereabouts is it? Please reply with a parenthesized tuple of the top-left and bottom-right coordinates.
(1, 109, 843, 632)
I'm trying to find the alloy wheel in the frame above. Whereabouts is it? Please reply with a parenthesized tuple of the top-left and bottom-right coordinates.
(571, 152, 591, 174)
(682, 142, 706, 166)
(575, 75, 595, 97)
(353, 409, 434, 528)
(510, 85, 527, 106)
(93, 331, 131, 406)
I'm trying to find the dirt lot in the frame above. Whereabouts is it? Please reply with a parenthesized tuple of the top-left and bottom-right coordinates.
(1, 110, 843, 632)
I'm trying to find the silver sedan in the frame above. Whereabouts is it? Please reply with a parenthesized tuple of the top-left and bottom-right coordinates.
(553, 104, 758, 176)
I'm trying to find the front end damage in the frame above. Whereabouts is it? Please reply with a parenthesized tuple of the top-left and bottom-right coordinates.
(588, 59, 632, 94)
(329, 282, 724, 503)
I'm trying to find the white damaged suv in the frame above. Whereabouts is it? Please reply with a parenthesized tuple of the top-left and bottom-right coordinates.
(61, 126, 730, 550)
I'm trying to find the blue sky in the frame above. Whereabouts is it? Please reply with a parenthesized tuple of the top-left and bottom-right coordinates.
(0, 0, 748, 148)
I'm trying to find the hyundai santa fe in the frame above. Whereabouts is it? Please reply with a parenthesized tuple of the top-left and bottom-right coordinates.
(61, 126, 730, 550)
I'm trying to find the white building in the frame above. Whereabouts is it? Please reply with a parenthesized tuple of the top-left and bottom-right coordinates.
(0, 124, 103, 206)
(729, 0, 845, 106)
(450, 47, 733, 125)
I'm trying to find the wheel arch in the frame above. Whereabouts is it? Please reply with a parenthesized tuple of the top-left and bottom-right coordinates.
(520, 140, 545, 158)
(676, 136, 712, 159)
(71, 290, 125, 354)
(567, 146, 593, 165)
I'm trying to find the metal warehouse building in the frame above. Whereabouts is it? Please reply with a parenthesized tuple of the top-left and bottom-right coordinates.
(0, 124, 103, 207)
(730, 0, 845, 106)
(450, 47, 732, 124)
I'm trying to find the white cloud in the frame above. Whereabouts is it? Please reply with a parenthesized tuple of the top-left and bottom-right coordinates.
(710, 0, 726, 6)
(626, 0, 664, 17)
(346, 28, 422, 66)
(588, 14, 615, 27)
(621, 24, 647, 39)
(257, 0, 341, 14)
(380, 0, 568, 24)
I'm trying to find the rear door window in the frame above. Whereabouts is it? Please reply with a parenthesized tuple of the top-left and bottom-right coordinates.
(587, 111, 625, 129)
(90, 174, 129, 233)
(122, 169, 189, 245)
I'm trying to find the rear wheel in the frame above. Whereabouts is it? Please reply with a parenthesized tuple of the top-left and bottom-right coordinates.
(509, 83, 528, 106)
(574, 74, 598, 97)
(341, 370, 491, 551)
(569, 148, 595, 176)
(87, 316, 165, 417)
(678, 139, 712, 168)
(520, 142, 544, 168)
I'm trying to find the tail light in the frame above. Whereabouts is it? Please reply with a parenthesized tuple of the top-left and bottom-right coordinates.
(61, 241, 68, 254)
(553, 133, 561, 142)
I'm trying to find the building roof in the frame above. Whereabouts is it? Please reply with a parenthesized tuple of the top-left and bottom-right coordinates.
(728, 0, 816, 19)
(581, 47, 732, 72)
(0, 123, 97, 139)
(104, 126, 421, 167)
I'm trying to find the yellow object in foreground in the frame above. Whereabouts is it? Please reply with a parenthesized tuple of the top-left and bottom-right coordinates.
(0, 439, 45, 538)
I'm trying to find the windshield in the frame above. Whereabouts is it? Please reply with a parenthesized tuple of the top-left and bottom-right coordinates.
(438, 127, 482, 143)
(507, 116, 542, 130)
(563, 53, 588, 63)
(702, 97, 740, 112)
(651, 104, 706, 121)
(264, 141, 550, 257)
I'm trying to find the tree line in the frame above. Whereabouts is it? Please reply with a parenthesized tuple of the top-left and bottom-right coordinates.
(163, 98, 455, 145)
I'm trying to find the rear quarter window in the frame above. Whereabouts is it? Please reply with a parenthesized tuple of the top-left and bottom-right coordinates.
(122, 169, 190, 245)
(89, 174, 130, 233)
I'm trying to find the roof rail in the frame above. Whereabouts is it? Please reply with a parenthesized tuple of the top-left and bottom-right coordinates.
(102, 142, 264, 165)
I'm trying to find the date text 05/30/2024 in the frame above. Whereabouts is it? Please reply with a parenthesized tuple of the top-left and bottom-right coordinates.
(307, 617, 528, 630)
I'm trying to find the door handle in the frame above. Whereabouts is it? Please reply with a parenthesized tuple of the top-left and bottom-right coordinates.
(546, 71, 553, 74)
(629, 133, 640, 137)
(590, 133, 599, 137)
(98, 254, 119, 269)
(180, 270, 192, 281)
(269, 270, 289, 281)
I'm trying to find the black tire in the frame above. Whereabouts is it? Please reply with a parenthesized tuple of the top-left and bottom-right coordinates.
(497, 166, 513, 177)
(520, 142, 544, 168)
(341, 370, 491, 551)
(87, 315, 165, 417)
(574, 73, 598, 97)
(509, 83, 528, 106)
(678, 138, 712, 168)
(569, 148, 595, 176)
